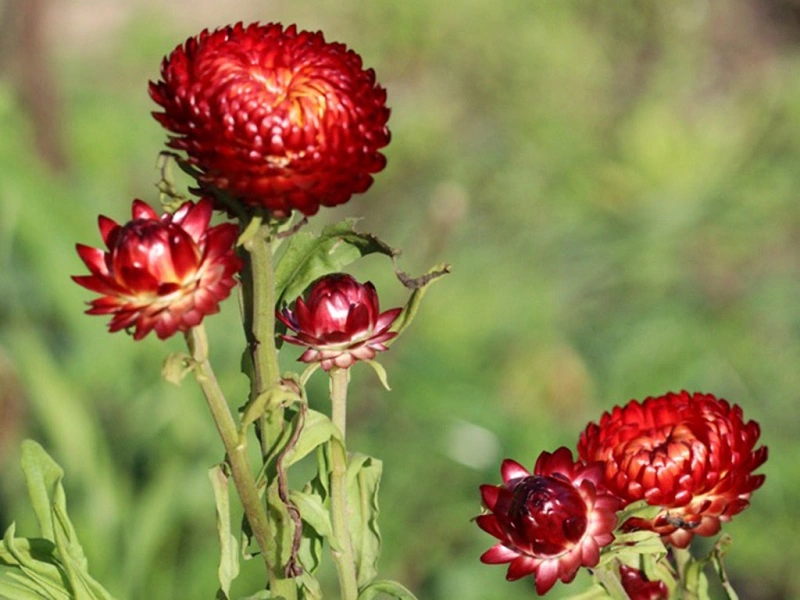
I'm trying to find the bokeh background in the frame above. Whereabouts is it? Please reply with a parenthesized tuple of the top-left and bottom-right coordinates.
(1, 1, 798, 598)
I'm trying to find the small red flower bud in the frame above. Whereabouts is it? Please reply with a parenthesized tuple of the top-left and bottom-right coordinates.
(619, 565, 668, 600)
(150, 22, 391, 217)
(73, 199, 242, 340)
(578, 391, 768, 548)
(476, 448, 621, 595)
(277, 273, 401, 370)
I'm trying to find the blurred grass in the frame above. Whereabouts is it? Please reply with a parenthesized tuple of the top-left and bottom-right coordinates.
(1, 1, 800, 598)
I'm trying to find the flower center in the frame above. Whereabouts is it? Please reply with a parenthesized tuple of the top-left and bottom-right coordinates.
(508, 475, 588, 557)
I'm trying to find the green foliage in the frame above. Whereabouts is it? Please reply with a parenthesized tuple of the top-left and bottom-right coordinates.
(274, 220, 397, 308)
(0, 442, 114, 600)
(209, 464, 240, 599)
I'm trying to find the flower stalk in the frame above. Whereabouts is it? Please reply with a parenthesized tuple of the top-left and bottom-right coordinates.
(184, 325, 274, 575)
(329, 366, 359, 600)
(240, 217, 299, 600)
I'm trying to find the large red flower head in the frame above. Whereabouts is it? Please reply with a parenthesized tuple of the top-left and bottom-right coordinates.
(73, 199, 242, 340)
(578, 391, 768, 548)
(476, 448, 620, 595)
(277, 273, 401, 371)
(150, 22, 391, 218)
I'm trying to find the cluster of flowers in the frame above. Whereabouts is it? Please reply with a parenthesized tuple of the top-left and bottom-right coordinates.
(476, 390, 768, 597)
(69, 19, 770, 600)
(73, 22, 398, 365)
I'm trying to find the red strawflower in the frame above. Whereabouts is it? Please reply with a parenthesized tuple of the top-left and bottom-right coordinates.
(73, 199, 242, 340)
(150, 22, 390, 218)
(578, 391, 768, 548)
(476, 448, 620, 595)
(619, 565, 668, 600)
(277, 273, 401, 370)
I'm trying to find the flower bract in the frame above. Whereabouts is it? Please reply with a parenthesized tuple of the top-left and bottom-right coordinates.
(577, 390, 768, 548)
(150, 22, 391, 217)
(476, 447, 620, 595)
(73, 199, 242, 340)
(619, 564, 668, 600)
(277, 273, 401, 370)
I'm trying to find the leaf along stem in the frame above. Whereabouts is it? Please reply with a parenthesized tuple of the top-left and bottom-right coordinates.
(329, 367, 359, 600)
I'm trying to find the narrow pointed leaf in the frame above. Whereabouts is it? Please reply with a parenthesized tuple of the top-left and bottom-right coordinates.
(346, 454, 383, 588)
(209, 465, 240, 597)
(387, 264, 450, 342)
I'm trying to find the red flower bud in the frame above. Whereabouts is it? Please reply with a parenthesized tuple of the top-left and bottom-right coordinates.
(578, 391, 768, 548)
(277, 273, 401, 370)
(619, 565, 668, 600)
(476, 448, 620, 595)
(150, 22, 390, 217)
(73, 199, 242, 340)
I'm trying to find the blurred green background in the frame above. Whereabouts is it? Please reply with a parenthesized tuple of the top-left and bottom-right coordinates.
(1, 1, 798, 598)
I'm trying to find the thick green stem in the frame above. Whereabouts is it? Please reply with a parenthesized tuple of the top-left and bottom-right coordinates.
(241, 219, 298, 600)
(185, 326, 273, 574)
(329, 367, 359, 600)
(242, 220, 282, 399)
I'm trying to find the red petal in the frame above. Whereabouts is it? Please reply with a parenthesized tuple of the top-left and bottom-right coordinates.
(98, 215, 120, 246)
(178, 198, 213, 242)
(506, 555, 538, 582)
(75, 244, 109, 277)
(480, 544, 518, 565)
(500, 459, 529, 484)
(132, 199, 158, 220)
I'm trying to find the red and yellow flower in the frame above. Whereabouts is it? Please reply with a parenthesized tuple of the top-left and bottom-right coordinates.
(73, 199, 242, 340)
(277, 273, 401, 370)
(476, 448, 620, 595)
(578, 391, 767, 548)
(150, 22, 390, 217)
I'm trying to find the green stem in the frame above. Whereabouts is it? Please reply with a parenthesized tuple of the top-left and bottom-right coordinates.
(329, 367, 359, 600)
(184, 326, 273, 574)
(241, 219, 298, 600)
(242, 219, 282, 399)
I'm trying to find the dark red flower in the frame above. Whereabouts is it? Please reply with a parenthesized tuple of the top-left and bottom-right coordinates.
(73, 199, 242, 340)
(277, 273, 401, 370)
(476, 448, 620, 595)
(619, 565, 668, 600)
(150, 22, 390, 217)
(578, 391, 768, 548)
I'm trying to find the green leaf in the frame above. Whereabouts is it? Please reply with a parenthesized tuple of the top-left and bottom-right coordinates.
(20, 440, 76, 551)
(358, 579, 418, 600)
(0, 524, 70, 600)
(614, 499, 662, 526)
(346, 454, 383, 589)
(273, 219, 397, 307)
(288, 490, 336, 548)
(363, 360, 391, 391)
(283, 409, 342, 469)
(1, 442, 117, 600)
(209, 465, 240, 598)
(387, 264, 450, 342)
